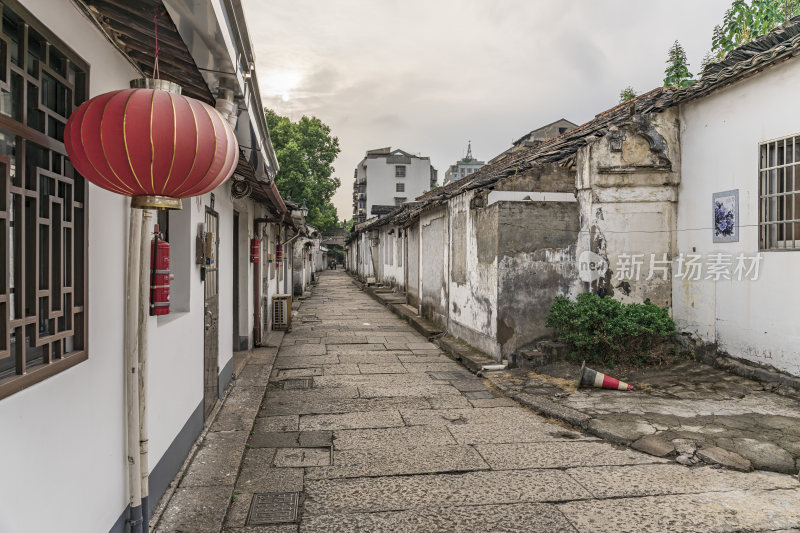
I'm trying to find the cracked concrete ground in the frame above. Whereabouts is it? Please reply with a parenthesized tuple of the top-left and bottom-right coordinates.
(152, 270, 800, 533)
(491, 358, 800, 475)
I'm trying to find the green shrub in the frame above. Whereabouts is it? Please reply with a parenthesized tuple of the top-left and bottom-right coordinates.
(545, 292, 675, 366)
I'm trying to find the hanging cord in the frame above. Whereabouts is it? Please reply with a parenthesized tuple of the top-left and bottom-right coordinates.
(153, 8, 160, 79)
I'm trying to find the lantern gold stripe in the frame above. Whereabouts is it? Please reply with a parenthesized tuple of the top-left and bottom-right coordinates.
(122, 90, 146, 193)
(161, 91, 178, 195)
(91, 94, 134, 194)
(78, 97, 126, 194)
(169, 96, 200, 196)
(149, 89, 156, 193)
(190, 102, 228, 196)
(181, 102, 218, 197)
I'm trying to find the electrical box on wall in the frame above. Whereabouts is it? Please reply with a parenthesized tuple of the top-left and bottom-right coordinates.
(195, 232, 205, 265)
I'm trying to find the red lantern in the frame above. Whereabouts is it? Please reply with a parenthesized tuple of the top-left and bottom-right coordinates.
(64, 80, 238, 210)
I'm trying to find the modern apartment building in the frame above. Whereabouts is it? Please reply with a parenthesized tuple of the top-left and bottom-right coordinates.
(444, 142, 486, 185)
(352, 147, 437, 222)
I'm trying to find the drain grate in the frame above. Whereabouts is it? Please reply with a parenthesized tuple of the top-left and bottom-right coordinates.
(463, 390, 496, 400)
(283, 378, 312, 390)
(427, 371, 469, 381)
(247, 492, 299, 525)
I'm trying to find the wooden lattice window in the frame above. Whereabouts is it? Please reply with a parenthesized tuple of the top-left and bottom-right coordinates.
(0, 0, 89, 400)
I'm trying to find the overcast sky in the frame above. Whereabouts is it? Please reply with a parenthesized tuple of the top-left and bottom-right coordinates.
(242, 0, 731, 220)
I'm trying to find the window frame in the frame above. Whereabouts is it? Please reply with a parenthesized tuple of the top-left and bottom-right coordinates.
(395, 165, 406, 178)
(395, 182, 404, 193)
(0, 0, 90, 400)
(759, 134, 800, 251)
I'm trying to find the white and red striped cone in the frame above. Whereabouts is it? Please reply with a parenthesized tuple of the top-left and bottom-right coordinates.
(579, 361, 634, 391)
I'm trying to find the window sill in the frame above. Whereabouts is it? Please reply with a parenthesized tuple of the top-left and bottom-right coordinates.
(0, 351, 88, 400)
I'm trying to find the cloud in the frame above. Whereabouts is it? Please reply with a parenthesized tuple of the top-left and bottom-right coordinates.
(242, 0, 731, 219)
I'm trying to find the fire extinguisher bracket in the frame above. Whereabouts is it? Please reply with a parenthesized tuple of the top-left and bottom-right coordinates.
(250, 237, 260, 263)
(150, 227, 171, 316)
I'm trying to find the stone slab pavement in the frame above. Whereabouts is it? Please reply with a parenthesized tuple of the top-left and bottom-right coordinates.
(489, 358, 800, 475)
(152, 270, 800, 533)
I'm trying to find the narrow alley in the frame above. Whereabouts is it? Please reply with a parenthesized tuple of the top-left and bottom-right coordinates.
(152, 271, 800, 533)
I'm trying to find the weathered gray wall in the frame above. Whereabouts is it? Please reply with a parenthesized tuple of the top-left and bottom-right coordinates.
(493, 163, 575, 193)
(575, 108, 680, 308)
(450, 209, 468, 285)
(447, 192, 501, 359)
(496, 201, 581, 357)
(420, 208, 449, 329)
(406, 223, 420, 307)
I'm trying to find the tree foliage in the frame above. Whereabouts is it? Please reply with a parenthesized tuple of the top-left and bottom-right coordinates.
(619, 86, 637, 103)
(265, 109, 341, 231)
(710, 0, 800, 61)
(663, 40, 695, 88)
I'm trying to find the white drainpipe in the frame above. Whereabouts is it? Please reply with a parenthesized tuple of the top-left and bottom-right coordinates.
(125, 208, 144, 533)
(138, 209, 153, 532)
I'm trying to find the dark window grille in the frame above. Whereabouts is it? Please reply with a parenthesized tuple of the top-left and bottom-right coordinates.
(395, 165, 406, 177)
(759, 135, 800, 250)
(396, 182, 404, 192)
(0, 1, 89, 400)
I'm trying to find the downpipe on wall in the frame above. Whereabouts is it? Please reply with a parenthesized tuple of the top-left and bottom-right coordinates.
(253, 219, 264, 345)
(124, 207, 153, 533)
(137, 209, 153, 533)
(125, 207, 144, 533)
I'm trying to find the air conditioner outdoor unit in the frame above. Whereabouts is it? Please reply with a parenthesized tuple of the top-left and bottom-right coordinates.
(272, 294, 292, 331)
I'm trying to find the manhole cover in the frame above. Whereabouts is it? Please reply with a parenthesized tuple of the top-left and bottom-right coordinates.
(247, 492, 299, 525)
(283, 378, 312, 390)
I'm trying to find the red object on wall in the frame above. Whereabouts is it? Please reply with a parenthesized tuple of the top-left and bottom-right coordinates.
(276, 244, 283, 264)
(250, 238, 260, 263)
(150, 238, 171, 316)
(308, 253, 312, 262)
(64, 87, 238, 209)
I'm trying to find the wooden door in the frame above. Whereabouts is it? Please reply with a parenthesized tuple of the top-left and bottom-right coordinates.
(203, 208, 219, 419)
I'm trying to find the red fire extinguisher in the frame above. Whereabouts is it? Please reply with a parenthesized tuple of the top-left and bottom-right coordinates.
(150, 225, 171, 316)
(276, 244, 283, 264)
(250, 238, 260, 263)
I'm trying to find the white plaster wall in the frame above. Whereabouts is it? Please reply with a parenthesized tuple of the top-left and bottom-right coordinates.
(356, 232, 374, 279)
(447, 192, 498, 342)
(364, 155, 432, 213)
(0, 5, 266, 532)
(677, 56, 800, 376)
(215, 185, 235, 378)
(378, 226, 403, 287)
(419, 207, 450, 328)
(0, 2, 137, 531)
(229, 198, 251, 346)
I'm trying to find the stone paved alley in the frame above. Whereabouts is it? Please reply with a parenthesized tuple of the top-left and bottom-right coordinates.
(152, 271, 800, 533)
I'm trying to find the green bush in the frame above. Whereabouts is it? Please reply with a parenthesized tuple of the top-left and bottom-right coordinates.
(545, 292, 675, 366)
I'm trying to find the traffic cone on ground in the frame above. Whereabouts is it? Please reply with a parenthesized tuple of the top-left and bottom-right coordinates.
(579, 361, 634, 391)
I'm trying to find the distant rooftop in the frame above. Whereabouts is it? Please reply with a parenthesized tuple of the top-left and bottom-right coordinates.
(362, 147, 430, 161)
